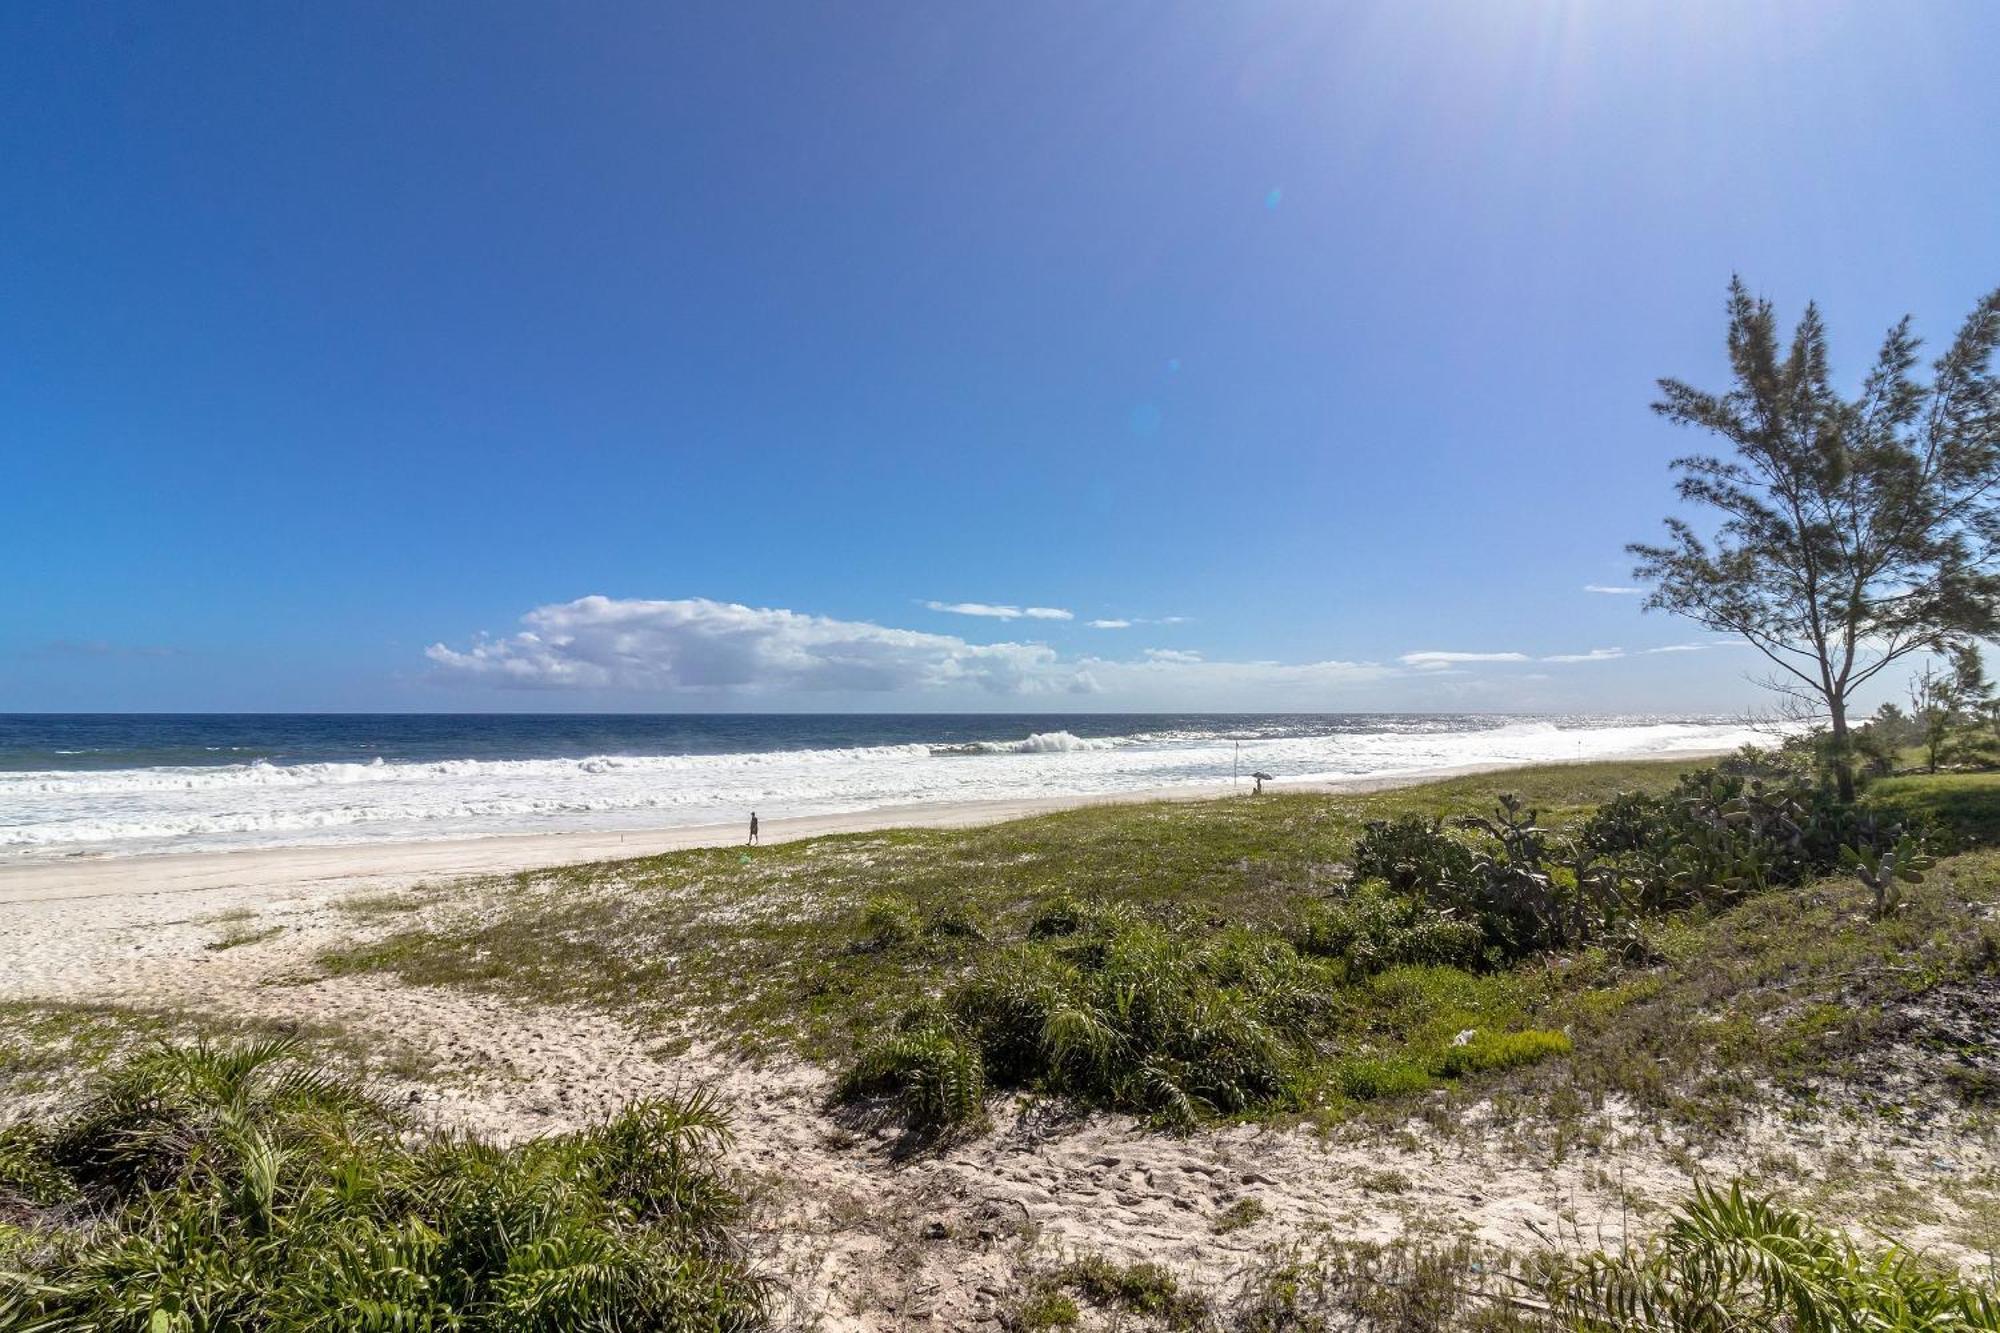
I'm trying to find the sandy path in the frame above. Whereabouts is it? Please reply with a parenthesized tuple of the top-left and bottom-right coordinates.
(4, 840, 1993, 1330)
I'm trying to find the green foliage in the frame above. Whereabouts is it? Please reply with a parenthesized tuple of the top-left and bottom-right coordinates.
(1060, 1255, 1209, 1329)
(1229, 1236, 1531, 1332)
(1543, 1179, 2000, 1331)
(1907, 644, 2000, 775)
(848, 908, 1312, 1129)
(1009, 1288, 1080, 1329)
(855, 895, 987, 952)
(0, 1127, 76, 1211)
(1629, 279, 2000, 802)
(0, 1040, 768, 1331)
(834, 1010, 986, 1133)
(1456, 795, 1626, 959)
(1352, 815, 1477, 897)
(1865, 772, 2000, 849)
(1573, 767, 1923, 922)
(1432, 1028, 1571, 1079)
(1290, 884, 1484, 977)
(843, 878, 1583, 1132)
(1842, 833, 1935, 920)
(1353, 795, 1628, 962)
(1333, 1057, 1431, 1101)
(856, 894, 923, 950)
(950, 913, 1326, 1129)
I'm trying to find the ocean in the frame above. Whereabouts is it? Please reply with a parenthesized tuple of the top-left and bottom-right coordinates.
(0, 713, 1766, 861)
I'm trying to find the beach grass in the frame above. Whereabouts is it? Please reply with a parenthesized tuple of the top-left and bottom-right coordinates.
(316, 761, 1696, 1057)
(0, 1039, 767, 1329)
(314, 756, 2000, 1134)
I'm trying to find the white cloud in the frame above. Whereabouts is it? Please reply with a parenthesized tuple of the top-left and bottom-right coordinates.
(430, 597, 1072, 696)
(1643, 643, 1708, 654)
(1543, 647, 1626, 663)
(922, 600, 1074, 622)
(1079, 653, 1389, 703)
(1088, 619, 1132, 629)
(426, 596, 1726, 709)
(1584, 584, 1644, 595)
(429, 596, 1390, 705)
(1400, 650, 1532, 670)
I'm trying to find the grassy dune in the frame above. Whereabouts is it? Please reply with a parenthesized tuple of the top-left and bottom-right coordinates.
(317, 758, 2000, 1135)
(318, 762, 1700, 1062)
(9, 756, 2000, 1329)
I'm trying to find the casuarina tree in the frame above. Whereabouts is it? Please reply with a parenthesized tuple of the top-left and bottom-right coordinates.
(1631, 278, 2000, 800)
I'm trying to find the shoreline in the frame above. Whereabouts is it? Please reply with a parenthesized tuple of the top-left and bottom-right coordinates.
(0, 750, 1729, 906)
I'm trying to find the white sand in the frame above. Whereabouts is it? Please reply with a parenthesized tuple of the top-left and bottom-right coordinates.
(3, 858, 1989, 1330)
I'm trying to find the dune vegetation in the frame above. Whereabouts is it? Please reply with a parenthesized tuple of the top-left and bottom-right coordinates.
(7, 749, 2000, 1328)
(0, 1039, 766, 1331)
(314, 751, 1999, 1139)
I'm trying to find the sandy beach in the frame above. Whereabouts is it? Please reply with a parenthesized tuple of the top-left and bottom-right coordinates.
(0, 756, 1715, 907)
(6, 748, 1994, 1331)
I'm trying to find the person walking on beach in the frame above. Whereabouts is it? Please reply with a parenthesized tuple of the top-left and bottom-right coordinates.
(747, 811, 759, 846)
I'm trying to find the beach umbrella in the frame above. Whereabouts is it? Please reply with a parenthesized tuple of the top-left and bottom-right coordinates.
(1251, 771, 1274, 794)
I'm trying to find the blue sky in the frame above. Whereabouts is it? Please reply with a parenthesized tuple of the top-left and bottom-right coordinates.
(4, 1, 1997, 713)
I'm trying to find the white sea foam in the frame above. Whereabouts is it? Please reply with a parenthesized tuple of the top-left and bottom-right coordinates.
(0, 718, 1771, 860)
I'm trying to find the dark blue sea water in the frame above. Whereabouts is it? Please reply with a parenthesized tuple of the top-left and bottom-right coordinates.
(0, 712, 1542, 773)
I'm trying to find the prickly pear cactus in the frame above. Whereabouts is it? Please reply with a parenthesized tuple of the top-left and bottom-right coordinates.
(1840, 834, 1936, 920)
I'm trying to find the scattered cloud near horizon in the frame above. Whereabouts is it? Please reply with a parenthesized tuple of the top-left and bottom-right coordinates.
(427, 596, 1385, 702)
(427, 597, 1727, 705)
(1087, 619, 1132, 629)
(1584, 584, 1644, 595)
(1401, 651, 1532, 670)
(922, 600, 1073, 621)
(1410, 644, 1713, 668)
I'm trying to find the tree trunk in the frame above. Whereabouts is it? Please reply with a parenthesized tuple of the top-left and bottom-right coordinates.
(1828, 700, 1857, 803)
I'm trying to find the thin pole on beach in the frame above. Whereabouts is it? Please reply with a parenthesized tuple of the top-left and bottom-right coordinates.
(1233, 741, 1239, 790)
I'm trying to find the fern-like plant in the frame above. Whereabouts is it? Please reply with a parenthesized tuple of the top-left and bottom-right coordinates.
(1543, 1179, 2000, 1331)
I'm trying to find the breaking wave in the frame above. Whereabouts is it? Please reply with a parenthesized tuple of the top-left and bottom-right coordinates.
(0, 717, 1770, 859)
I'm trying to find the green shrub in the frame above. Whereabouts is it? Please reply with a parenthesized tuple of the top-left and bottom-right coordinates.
(0, 1125, 77, 1210)
(1290, 884, 1485, 976)
(1010, 1288, 1081, 1329)
(1026, 895, 1094, 938)
(0, 1039, 768, 1331)
(1351, 815, 1477, 896)
(843, 906, 1345, 1131)
(1578, 768, 1906, 917)
(1542, 1179, 2000, 1331)
(922, 905, 987, 941)
(836, 1011, 986, 1133)
(857, 894, 923, 950)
